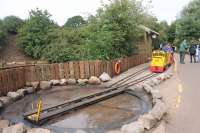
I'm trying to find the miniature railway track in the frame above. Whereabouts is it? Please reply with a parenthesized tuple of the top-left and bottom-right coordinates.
(108, 67, 149, 88)
(24, 68, 158, 125)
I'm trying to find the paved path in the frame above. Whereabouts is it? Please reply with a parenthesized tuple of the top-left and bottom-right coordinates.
(158, 55, 200, 133)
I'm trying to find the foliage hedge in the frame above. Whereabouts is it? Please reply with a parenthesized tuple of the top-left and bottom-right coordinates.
(16, 0, 165, 63)
(17, 9, 57, 59)
(3, 16, 24, 34)
(0, 20, 7, 48)
(173, 0, 200, 45)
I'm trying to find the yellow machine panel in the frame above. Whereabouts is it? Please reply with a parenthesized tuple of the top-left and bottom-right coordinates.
(150, 50, 171, 73)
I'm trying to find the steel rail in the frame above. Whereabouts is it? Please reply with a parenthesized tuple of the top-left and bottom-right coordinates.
(108, 67, 149, 88)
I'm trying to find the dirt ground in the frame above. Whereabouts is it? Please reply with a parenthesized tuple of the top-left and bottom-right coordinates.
(0, 35, 34, 62)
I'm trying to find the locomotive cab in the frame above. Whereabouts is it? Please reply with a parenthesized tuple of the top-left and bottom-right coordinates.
(150, 50, 168, 73)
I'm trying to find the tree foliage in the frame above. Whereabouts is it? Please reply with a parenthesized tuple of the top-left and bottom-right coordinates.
(176, 0, 200, 44)
(16, 8, 56, 59)
(0, 19, 7, 47)
(167, 21, 176, 43)
(83, 0, 144, 60)
(3, 16, 24, 34)
(17, 0, 161, 63)
(141, 14, 169, 49)
(64, 15, 86, 28)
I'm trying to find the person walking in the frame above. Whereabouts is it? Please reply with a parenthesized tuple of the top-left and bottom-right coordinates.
(196, 45, 199, 62)
(189, 44, 196, 63)
(179, 40, 188, 64)
(198, 46, 200, 62)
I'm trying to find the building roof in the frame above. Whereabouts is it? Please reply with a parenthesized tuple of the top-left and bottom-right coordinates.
(139, 25, 159, 35)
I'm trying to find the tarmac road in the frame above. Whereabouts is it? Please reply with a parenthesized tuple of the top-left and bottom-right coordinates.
(159, 55, 200, 133)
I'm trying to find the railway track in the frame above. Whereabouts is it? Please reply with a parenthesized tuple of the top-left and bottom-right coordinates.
(24, 68, 158, 125)
(108, 67, 149, 88)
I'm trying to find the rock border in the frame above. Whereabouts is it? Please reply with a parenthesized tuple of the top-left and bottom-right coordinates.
(112, 71, 173, 133)
(0, 73, 111, 109)
(0, 73, 111, 133)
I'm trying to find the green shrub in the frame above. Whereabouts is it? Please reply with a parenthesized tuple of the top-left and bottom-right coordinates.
(3, 16, 24, 34)
(0, 19, 7, 47)
(17, 0, 161, 63)
(42, 42, 83, 63)
(16, 8, 56, 59)
(83, 0, 142, 60)
(64, 15, 86, 28)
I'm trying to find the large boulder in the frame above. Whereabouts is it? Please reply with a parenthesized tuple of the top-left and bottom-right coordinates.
(142, 83, 153, 93)
(136, 84, 144, 90)
(158, 74, 166, 81)
(39, 81, 52, 90)
(77, 79, 89, 86)
(150, 100, 167, 120)
(16, 89, 27, 97)
(31, 82, 40, 90)
(145, 80, 155, 87)
(60, 79, 67, 86)
(151, 89, 162, 99)
(27, 128, 51, 133)
(0, 97, 11, 105)
(7, 92, 21, 101)
(25, 82, 32, 87)
(88, 76, 101, 85)
(99, 72, 111, 82)
(152, 121, 166, 133)
(50, 80, 60, 86)
(67, 79, 77, 85)
(152, 78, 161, 85)
(139, 114, 157, 130)
(121, 121, 144, 133)
(2, 123, 26, 133)
(24, 87, 35, 94)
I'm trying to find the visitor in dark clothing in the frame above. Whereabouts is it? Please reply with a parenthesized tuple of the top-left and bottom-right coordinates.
(189, 45, 196, 63)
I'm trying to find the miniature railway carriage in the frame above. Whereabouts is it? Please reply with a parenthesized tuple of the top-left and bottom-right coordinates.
(150, 50, 174, 73)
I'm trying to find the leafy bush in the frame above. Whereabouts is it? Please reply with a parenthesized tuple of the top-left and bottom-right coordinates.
(16, 8, 56, 59)
(42, 42, 84, 63)
(176, 0, 200, 44)
(3, 16, 24, 34)
(64, 16, 86, 28)
(0, 19, 7, 47)
(17, 0, 161, 63)
(84, 0, 144, 60)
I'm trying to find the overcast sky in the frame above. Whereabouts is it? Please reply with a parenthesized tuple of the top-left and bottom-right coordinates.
(0, 0, 192, 25)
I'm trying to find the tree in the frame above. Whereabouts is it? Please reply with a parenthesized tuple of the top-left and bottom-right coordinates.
(64, 15, 86, 28)
(176, 0, 200, 44)
(0, 19, 7, 47)
(3, 16, 24, 34)
(16, 8, 56, 59)
(167, 21, 177, 43)
(141, 14, 169, 49)
(84, 0, 145, 60)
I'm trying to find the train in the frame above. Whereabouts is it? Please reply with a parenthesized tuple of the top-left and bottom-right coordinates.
(150, 50, 174, 73)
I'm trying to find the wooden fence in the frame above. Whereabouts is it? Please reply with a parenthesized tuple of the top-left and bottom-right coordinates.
(0, 54, 149, 96)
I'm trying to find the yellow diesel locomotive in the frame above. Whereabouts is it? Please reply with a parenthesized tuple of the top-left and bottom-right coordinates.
(150, 50, 174, 73)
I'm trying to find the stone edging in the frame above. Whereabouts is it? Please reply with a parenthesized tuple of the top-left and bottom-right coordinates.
(107, 72, 173, 133)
